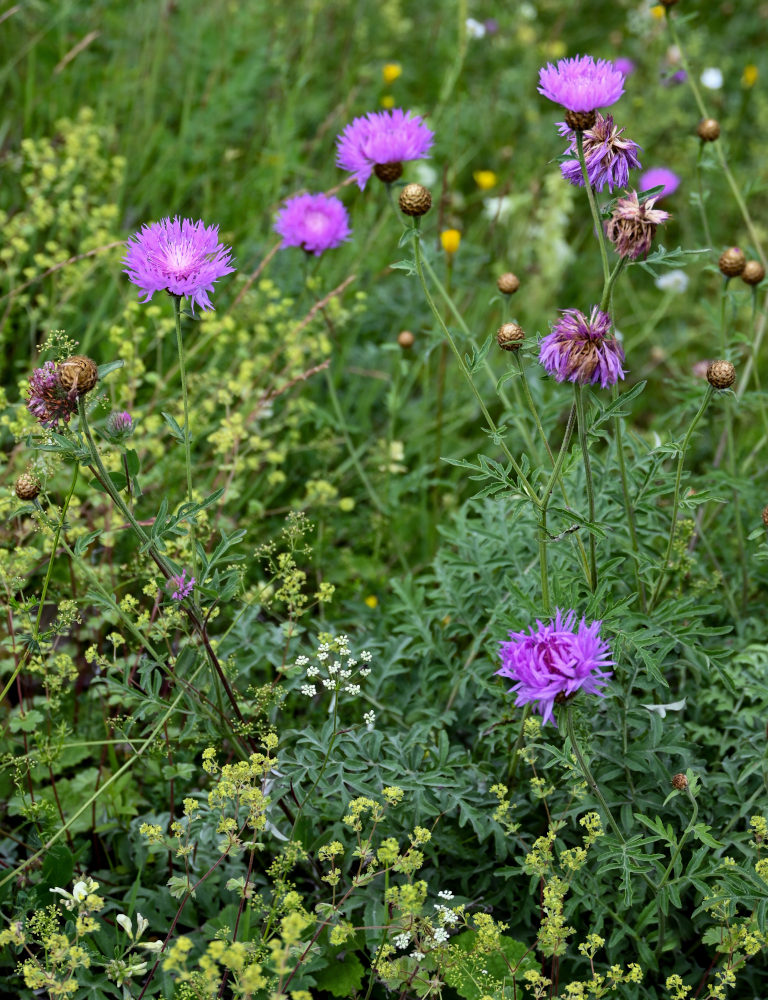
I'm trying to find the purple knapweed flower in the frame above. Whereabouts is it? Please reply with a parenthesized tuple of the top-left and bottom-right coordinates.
(106, 410, 134, 441)
(614, 57, 636, 78)
(123, 217, 235, 313)
(26, 362, 78, 429)
(604, 190, 670, 260)
(539, 307, 626, 388)
(336, 108, 434, 189)
(274, 193, 351, 256)
(662, 69, 687, 87)
(639, 167, 680, 199)
(168, 570, 195, 601)
(497, 609, 614, 726)
(558, 112, 642, 192)
(538, 55, 625, 113)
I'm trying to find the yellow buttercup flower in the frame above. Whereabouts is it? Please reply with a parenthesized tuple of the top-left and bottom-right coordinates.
(364, 595, 378, 609)
(742, 64, 758, 88)
(440, 229, 461, 254)
(382, 63, 402, 84)
(380, 94, 395, 109)
(650, 5, 665, 19)
(473, 170, 497, 190)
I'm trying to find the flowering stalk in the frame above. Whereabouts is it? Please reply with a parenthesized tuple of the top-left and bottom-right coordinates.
(574, 384, 597, 591)
(173, 295, 196, 579)
(611, 386, 647, 611)
(649, 387, 713, 610)
(576, 130, 610, 283)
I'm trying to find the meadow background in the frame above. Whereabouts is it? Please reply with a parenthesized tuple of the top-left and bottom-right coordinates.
(2, 0, 768, 998)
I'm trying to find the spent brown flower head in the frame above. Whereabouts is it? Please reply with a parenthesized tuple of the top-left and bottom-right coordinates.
(604, 191, 669, 260)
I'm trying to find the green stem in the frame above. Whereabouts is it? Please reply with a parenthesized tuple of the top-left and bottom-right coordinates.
(576, 130, 610, 283)
(649, 388, 713, 610)
(600, 257, 627, 313)
(505, 704, 532, 789)
(565, 703, 624, 845)
(612, 390, 647, 611)
(655, 784, 698, 958)
(574, 384, 597, 591)
(695, 144, 714, 252)
(173, 295, 196, 579)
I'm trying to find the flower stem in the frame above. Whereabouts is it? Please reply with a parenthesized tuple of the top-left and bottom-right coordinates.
(173, 295, 196, 579)
(565, 703, 624, 844)
(649, 387, 713, 610)
(574, 384, 597, 591)
(612, 386, 647, 611)
(576, 130, 610, 283)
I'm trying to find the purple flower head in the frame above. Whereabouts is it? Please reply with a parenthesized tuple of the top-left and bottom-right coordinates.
(26, 362, 78, 429)
(538, 55, 625, 113)
(497, 609, 614, 727)
(168, 570, 195, 602)
(274, 193, 351, 256)
(614, 57, 636, 78)
(604, 190, 670, 260)
(539, 307, 626, 388)
(106, 410, 134, 439)
(336, 109, 434, 190)
(558, 112, 642, 192)
(639, 167, 680, 199)
(662, 69, 687, 87)
(123, 217, 235, 314)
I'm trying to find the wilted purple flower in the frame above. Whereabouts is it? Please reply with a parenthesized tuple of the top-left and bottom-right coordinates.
(168, 570, 195, 601)
(614, 57, 636, 78)
(336, 109, 434, 189)
(124, 217, 235, 314)
(27, 362, 78, 429)
(559, 112, 641, 192)
(497, 609, 614, 726)
(604, 190, 670, 260)
(274, 193, 351, 256)
(639, 167, 680, 199)
(106, 410, 134, 439)
(539, 307, 626, 388)
(538, 55, 625, 113)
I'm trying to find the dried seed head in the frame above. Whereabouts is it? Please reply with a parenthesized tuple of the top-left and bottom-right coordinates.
(496, 322, 525, 351)
(741, 260, 766, 286)
(697, 117, 720, 142)
(59, 355, 99, 396)
(706, 359, 736, 390)
(671, 772, 688, 791)
(762, 505, 768, 528)
(397, 330, 415, 349)
(398, 183, 432, 217)
(373, 161, 404, 184)
(718, 247, 746, 278)
(497, 272, 521, 295)
(564, 109, 597, 131)
(14, 473, 40, 501)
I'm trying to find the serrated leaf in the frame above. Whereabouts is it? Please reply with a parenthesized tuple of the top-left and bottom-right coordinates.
(313, 952, 365, 997)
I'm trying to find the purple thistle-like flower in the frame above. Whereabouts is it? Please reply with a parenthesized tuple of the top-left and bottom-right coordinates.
(26, 362, 78, 429)
(614, 57, 636, 78)
(106, 410, 134, 439)
(336, 109, 434, 190)
(539, 307, 626, 388)
(274, 193, 351, 256)
(168, 570, 195, 602)
(497, 609, 614, 727)
(538, 55, 625, 113)
(639, 167, 680, 199)
(123, 217, 235, 314)
(558, 112, 642, 192)
(604, 190, 670, 260)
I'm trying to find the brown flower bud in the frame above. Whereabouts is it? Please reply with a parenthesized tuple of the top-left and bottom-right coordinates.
(497, 272, 520, 295)
(718, 247, 746, 278)
(14, 473, 40, 501)
(741, 260, 766, 286)
(373, 161, 403, 184)
(564, 109, 597, 131)
(59, 355, 99, 396)
(397, 330, 415, 349)
(762, 504, 768, 527)
(697, 118, 720, 142)
(496, 323, 525, 351)
(398, 183, 432, 217)
(671, 773, 688, 791)
(706, 359, 736, 390)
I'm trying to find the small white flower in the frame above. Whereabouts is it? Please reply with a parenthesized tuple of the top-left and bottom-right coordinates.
(655, 269, 689, 294)
(437, 889, 454, 900)
(411, 950, 425, 961)
(359, 667, 371, 677)
(519, 1, 536, 18)
(136, 913, 149, 938)
(116, 914, 133, 938)
(295, 655, 309, 666)
(322, 678, 335, 689)
(306, 666, 320, 678)
(483, 195, 514, 222)
(412, 163, 438, 188)
(344, 683, 361, 696)
(360, 650, 372, 662)
(432, 927, 449, 944)
(700, 67, 723, 90)
(328, 662, 339, 676)
(364, 710, 376, 730)
(465, 16, 486, 38)
(300, 684, 317, 697)
(317, 651, 328, 661)
(340, 669, 352, 679)
(394, 931, 411, 949)
(139, 940, 165, 953)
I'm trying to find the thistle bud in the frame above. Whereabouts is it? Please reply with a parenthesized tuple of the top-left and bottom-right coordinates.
(497, 272, 520, 295)
(564, 109, 597, 131)
(671, 773, 688, 791)
(397, 330, 415, 349)
(398, 183, 432, 217)
(59, 355, 99, 396)
(706, 359, 736, 390)
(496, 323, 525, 351)
(718, 247, 746, 278)
(14, 473, 40, 501)
(697, 118, 720, 142)
(762, 505, 768, 527)
(373, 162, 404, 184)
(741, 260, 765, 286)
